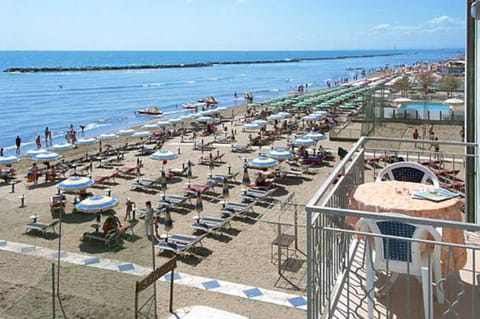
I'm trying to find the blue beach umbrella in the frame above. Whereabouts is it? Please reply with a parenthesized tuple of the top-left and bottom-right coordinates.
(33, 152, 62, 162)
(278, 112, 291, 118)
(267, 113, 286, 121)
(301, 115, 319, 121)
(56, 176, 94, 191)
(0, 155, 20, 165)
(76, 138, 98, 145)
(247, 156, 279, 169)
(25, 149, 49, 157)
(164, 206, 173, 233)
(150, 150, 177, 161)
(242, 166, 251, 186)
(303, 132, 327, 141)
(266, 148, 294, 160)
(292, 137, 316, 147)
(50, 143, 75, 151)
(75, 195, 119, 213)
(195, 191, 203, 213)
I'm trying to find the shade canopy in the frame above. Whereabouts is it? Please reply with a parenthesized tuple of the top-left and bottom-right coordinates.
(246, 156, 279, 169)
(150, 150, 178, 161)
(132, 131, 151, 138)
(0, 155, 20, 165)
(97, 133, 118, 140)
(266, 148, 294, 160)
(25, 149, 49, 157)
(243, 123, 262, 130)
(75, 195, 119, 213)
(303, 132, 327, 141)
(33, 152, 62, 162)
(291, 137, 316, 146)
(142, 123, 159, 130)
(444, 98, 464, 104)
(56, 176, 94, 191)
(393, 97, 412, 103)
(76, 138, 98, 145)
(50, 143, 75, 151)
(117, 129, 136, 136)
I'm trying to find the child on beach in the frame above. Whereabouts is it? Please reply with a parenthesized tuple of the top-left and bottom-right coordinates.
(35, 135, 42, 149)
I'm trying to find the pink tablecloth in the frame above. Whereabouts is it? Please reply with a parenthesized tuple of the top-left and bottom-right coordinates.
(350, 181, 466, 271)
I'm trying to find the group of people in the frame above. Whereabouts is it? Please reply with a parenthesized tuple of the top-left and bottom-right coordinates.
(412, 125, 440, 154)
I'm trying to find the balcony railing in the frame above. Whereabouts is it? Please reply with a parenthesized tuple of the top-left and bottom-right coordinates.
(305, 137, 480, 319)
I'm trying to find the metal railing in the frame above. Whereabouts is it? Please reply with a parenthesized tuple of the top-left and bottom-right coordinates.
(305, 137, 479, 319)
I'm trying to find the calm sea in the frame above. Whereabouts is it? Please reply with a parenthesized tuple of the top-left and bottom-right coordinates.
(0, 49, 462, 155)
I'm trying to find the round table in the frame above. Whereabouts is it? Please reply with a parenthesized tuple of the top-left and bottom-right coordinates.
(350, 181, 466, 272)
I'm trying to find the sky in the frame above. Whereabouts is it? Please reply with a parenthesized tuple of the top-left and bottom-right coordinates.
(0, 0, 466, 50)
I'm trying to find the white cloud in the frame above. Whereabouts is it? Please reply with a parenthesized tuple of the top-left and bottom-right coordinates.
(369, 15, 464, 36)
(235, 0, 248, 5)
(372, 24, 390, 31)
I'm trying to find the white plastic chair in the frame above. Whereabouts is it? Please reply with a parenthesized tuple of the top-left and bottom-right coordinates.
(356, 214, 444, 319)
(375, 161, 440, 187)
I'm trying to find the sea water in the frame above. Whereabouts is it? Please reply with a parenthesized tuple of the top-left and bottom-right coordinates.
(0, 49, 462, 155)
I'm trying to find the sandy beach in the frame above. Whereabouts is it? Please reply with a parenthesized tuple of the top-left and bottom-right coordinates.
(0, 100, 358, 319)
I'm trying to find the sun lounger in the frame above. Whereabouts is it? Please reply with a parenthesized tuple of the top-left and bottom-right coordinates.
(167, 166, 188, 177)
(302, 155, 324, 165)
(156, 194, 190, 208)
(130, 178, 161, 191)
(231, 144, 252, 153)
(155, 233, 205, 255)
(191, 215, 232, 234)
(138, 207, 166, 219)
(193, 141, 215, 152)
(82, 229, 122, 247)
(116, 166, 138, 176)
(220, 201, 255, 217)
(241, 188, 275, 202)
(183, 183, 215, 196)
(25, 220, 59, 237)
(210, 172, 239, 183)
(435, 169, 460, 177)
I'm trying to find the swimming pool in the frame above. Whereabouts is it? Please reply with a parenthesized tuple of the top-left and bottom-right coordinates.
(396, 102, 452, 120)
(398, 102, 452, 112)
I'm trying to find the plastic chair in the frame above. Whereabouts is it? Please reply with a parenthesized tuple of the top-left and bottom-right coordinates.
(356, 214, 444, 319)
(375, 161, 440, 187)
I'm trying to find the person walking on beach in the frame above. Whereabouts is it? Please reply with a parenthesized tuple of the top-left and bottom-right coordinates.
(144, 201, 153, 238)
(124, 198, 135, 221)
(44, 127, 50, 147)
(0, 148, 3, 157)
(412, 128, 419, 148)
(15, 136, 21, 155)
(35, 135, 42, 149)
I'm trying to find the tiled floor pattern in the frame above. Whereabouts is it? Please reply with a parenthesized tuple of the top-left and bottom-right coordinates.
(0, 239, 307, 310)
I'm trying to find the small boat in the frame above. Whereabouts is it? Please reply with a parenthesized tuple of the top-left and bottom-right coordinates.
(183, 102, 206, 110)
(197, 96, 218, 105)
(137, 105, 163, 116)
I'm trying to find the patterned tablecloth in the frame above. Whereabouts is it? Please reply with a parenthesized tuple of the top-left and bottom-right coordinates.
(350, 180, 466, 271)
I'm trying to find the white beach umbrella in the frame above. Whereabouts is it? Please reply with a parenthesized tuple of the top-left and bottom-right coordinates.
(196, 116, 214, 123)
(169, 118, 183, 125)
(97, 133, 118, 141)
(180, 115, 193, 120)
(157, 120, 171, 127)
(142, 123, 159, 130)
(267, 113, 285, 121)
(243, 123, 262, 130)
(0, 155, 21, 165)
(76, 138, 98, 145)
(444, 98, 464, 105)
(252, 119, 268, 126)
(278, 111, 291, 118)
(50, 143, 75, 151)
(117, 129, 136, 136)
(33, 152, 62, 162)
(25, 149, 49, 157)
(132, 131, 151, 138)
(393, 97, 412, 103)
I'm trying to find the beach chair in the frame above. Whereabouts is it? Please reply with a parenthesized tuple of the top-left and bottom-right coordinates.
(156, 194, 190, 208)
(155, 233, 205, 255)
(130, 177, 162, 191)
(376, 161, 440, 187)
(116, 166, 139, 176)
(82, 228, 122, 247)
(220, 201, 255, 217)
(231, 144, 252, 153)
(183, 182, 215, 196)
(356, 215, 444, 319)
(191, 215, 232, 234)
(167, 165, 189, 178)
(241, 188, 275, 202)
(302, 155, 323, 165)
(25, 219, 59, 237)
